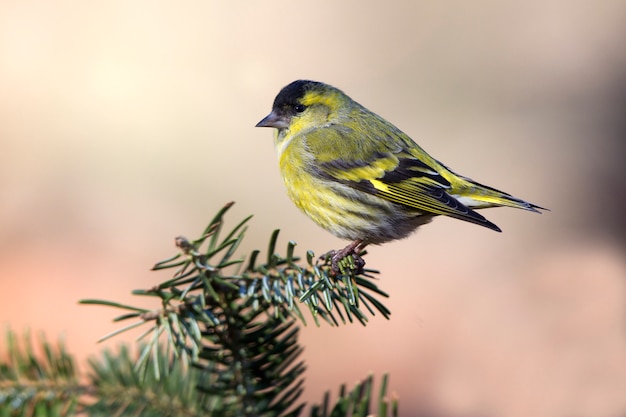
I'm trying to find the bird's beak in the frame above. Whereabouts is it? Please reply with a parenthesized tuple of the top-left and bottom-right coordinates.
(255, 110, 289, 129)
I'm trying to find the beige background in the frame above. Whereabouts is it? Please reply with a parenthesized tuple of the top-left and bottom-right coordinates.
(1, 1, 625, 416)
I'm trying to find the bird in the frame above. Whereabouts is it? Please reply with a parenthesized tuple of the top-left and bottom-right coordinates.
(256, 80, 546, 273)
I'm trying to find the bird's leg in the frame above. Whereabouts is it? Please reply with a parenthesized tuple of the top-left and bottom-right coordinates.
(328, 240, 367, 275)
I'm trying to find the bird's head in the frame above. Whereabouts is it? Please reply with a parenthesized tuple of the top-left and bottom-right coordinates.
(256, 80, 349, 134)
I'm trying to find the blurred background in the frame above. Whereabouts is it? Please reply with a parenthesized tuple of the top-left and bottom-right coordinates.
(1, 1, 625, 416)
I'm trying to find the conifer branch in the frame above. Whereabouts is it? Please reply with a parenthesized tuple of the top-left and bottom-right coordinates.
(80, 202, 390, 367)
(85, 345, 206, 417)
(3, 202, 398, 416)
(311, 374, 398, 417)
(0, 329, 81, 417)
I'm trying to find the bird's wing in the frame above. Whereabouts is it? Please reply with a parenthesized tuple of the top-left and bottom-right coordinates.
(306, 125, 501, 231)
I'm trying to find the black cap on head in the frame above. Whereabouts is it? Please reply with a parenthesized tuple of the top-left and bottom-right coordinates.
(272, 80, 323, 109)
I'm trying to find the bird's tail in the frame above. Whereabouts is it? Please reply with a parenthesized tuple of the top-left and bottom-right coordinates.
(455, 177, 547, 213)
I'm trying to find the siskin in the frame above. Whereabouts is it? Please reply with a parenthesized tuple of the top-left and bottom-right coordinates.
(256, 80, 546, 272)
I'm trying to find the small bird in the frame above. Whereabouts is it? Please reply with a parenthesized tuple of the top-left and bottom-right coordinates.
(256, 80, 545, 272)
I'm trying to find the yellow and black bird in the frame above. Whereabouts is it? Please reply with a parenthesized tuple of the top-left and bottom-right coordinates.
(256, 80, 545, 271)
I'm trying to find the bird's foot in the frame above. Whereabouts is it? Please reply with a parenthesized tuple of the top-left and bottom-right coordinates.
(320, 240, 366, 276)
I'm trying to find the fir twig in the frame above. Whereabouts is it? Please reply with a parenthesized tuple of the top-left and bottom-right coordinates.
(74, 201, 397, 416)
(310, 374, 398, 417)
(0, 329, 81, 417)
(80, 203, 390, 362)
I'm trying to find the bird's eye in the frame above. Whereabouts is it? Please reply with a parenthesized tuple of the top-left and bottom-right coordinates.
(294, 104, 306, 113)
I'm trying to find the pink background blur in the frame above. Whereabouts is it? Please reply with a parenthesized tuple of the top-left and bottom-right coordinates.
(1, 1, 625, 416)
